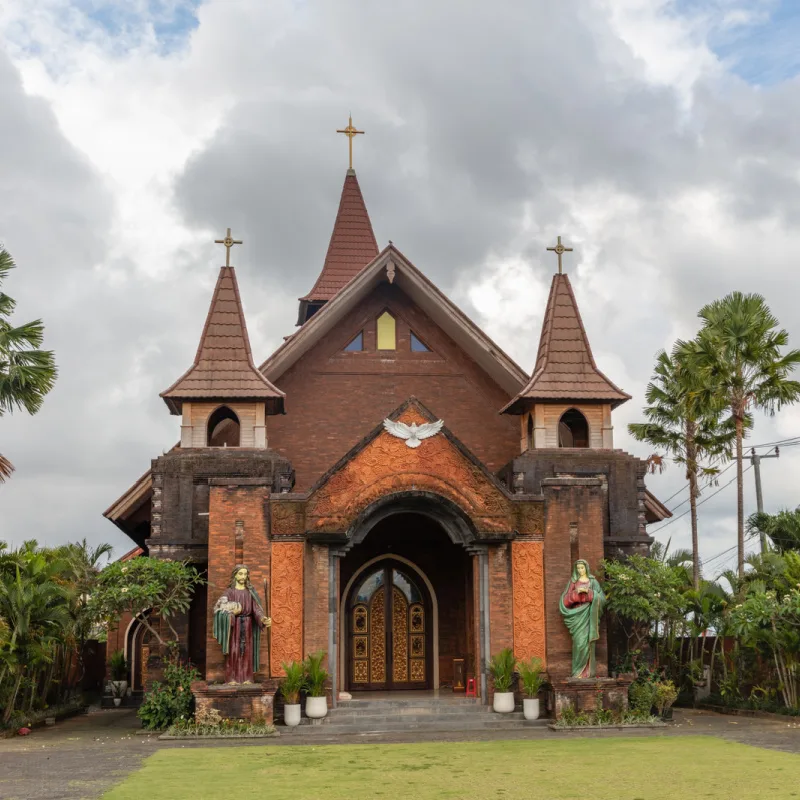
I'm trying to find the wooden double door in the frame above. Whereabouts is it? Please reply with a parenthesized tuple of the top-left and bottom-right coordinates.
(347, 560, 431, 691)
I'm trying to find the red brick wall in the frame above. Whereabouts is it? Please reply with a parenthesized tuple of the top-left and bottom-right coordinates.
(541, 478, 608, 680)
(267, 283, 520, 490)
(304, 542, 329, 663)
(207, 484, 272, 682)
(488, 543, 514, 658)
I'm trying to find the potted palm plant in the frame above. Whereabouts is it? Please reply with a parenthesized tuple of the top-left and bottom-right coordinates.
(280, 660, 305, 727)
(517, 656, 545, 720)
(303, 651, 329, 720)
(109, 650, 128, 706)
(488, 648, 516, 713)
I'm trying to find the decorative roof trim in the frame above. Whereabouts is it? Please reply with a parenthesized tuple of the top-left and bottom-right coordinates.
(262, 244, 529, 396)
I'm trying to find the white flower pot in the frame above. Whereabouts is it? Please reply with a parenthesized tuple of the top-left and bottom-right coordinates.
(284, 703, 302, 727)
(305, 696, 328, 719)
(113, 698, 122, 707)
(523, 697, 540, 720)
(493, 691, 515, 713)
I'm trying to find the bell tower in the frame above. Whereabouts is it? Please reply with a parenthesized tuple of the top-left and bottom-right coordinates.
(160, 229, 285, 447)
(501, 237, 629, 450)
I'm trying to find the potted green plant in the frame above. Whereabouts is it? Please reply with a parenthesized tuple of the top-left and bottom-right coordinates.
(280, 660, 305, 727)
(303, 651, 329, 720)
(488, 648, 516, 713)
(654, 680, 678, 720)
(517, 656, 545, 720)
(109, 650, 128, 706)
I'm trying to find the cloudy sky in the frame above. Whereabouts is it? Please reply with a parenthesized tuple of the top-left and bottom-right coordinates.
(2, 0, 800, 575)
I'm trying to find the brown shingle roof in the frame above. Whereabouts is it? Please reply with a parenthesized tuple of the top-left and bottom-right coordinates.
(501, 273, 630, 414)
(161, 266, 285, 415)
(299, 169, 378, 305)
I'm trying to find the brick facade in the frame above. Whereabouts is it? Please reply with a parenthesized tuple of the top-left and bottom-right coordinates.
(110, 259, 655, 719)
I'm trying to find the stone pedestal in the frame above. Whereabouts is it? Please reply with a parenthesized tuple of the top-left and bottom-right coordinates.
(551, 676, 633, 718)
(192, 681, 278, 724)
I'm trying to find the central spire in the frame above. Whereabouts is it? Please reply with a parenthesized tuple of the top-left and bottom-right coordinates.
(297, 117, 379, 325)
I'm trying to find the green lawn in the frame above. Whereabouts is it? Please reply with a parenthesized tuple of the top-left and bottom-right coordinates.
(103, 737, 799, 800)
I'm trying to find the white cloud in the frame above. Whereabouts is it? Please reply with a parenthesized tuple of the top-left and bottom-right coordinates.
(1, 0, 800, 576)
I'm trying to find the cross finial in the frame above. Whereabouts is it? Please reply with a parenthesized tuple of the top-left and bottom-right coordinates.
(214, 227, 243, 267)
(336, 114, 364, 170)
(546, 235, 574, 274)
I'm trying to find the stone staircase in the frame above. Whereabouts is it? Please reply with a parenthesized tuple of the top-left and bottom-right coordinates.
(280, 694, 548, 737)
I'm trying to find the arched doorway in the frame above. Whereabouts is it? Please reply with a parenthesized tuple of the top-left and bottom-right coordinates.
(345, 558, 432, 690)
(338, 505, 475, 694)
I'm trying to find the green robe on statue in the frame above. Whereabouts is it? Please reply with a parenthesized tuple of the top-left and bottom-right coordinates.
(559, 559, 605, 678)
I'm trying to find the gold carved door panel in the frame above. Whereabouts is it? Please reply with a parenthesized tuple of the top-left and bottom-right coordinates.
(348, 562, 429, 690)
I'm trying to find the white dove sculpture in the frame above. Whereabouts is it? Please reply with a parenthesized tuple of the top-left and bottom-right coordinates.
(383, 418, 444, 448)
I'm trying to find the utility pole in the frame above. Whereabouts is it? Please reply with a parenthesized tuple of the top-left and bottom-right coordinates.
(750, 446, 780, 552)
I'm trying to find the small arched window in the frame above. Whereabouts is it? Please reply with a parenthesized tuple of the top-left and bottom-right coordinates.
(558, 409, 589, 448)
(526, 413, 534, 451)
(207, 406, 241, 447)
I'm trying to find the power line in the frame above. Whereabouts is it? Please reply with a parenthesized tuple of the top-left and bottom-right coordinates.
(666, 458, 738, 513)
(650, 464, 753, 535)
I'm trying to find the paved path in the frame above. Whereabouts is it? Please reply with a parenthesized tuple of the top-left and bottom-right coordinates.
(0, 708, 797, 800)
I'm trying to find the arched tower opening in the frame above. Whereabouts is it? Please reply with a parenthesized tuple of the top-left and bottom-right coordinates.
(207, 406, 241, 447)
(558, 408, 589, 448)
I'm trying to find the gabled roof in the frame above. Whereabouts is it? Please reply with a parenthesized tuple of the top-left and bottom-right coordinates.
(502, 273, 630, 414)
(160, 266, 285, 415)
(297, 168, 378, 323)
(263, 244, 529, 397)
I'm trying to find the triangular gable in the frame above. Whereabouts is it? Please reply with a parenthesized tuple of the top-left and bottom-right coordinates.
(161, 266, 285, 415)
(263, 245, 528, 397)
(502, 273, 630, 413)
(303, 398, 517, 535)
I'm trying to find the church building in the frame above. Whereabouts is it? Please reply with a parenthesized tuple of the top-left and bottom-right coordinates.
(104, 126, 669, 716)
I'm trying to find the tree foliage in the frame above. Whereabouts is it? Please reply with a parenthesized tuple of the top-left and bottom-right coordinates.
(629, 348, 738, 589)
(89, 557, 204, 648)
(0, 247, 58, 482)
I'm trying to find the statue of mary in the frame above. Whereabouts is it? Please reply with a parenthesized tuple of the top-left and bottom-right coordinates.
(559, 559, 605, 678)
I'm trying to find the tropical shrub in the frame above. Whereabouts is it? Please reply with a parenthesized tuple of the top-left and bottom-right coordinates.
(303, 651, 328, 698)
(109, 650, 127, 681)
(137, 659, 199, 731)
(488, 648, 516, 693)
(279, 660, 305, 704)
(517, 657, 545, 698)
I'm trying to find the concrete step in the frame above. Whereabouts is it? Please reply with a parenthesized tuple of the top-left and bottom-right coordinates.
(337, 698, 482, 710)
(327, 704, 496, 718)
(281, 716, 548, 735)
(323, 710, 526, 725)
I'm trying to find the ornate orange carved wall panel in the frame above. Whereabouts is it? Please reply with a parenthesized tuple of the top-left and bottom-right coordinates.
(270, 501, 306, 536)
(511, 541, 546, 664)
(270, 542, 304, 677)
(306, 406, 526, 534)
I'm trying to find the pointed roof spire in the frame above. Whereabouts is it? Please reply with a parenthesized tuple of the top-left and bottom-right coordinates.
(161, 265, 284, 415)
(501, 272, 630, 414)
(297, 169, 379, 324)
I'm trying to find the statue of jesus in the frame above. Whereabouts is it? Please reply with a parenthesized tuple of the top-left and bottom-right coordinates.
(212, 565, 271, 684)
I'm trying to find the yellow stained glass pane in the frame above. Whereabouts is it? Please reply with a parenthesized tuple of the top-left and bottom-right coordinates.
(377, 311, 396, 350)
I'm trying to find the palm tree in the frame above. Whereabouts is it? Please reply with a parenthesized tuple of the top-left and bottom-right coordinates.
(629, 349, 736, 589)
(685, 292, 800, 578)
(747, 508, 800, 554)
(0, 247, 58, 482)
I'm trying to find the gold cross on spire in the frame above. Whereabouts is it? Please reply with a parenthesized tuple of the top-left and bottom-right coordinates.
(547, 235, 574, 274)
(214, 227, 243, 267)
(337, 114, 364, 170)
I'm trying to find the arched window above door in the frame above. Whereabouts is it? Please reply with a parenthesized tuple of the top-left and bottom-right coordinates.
(558, 408, 589, 448)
